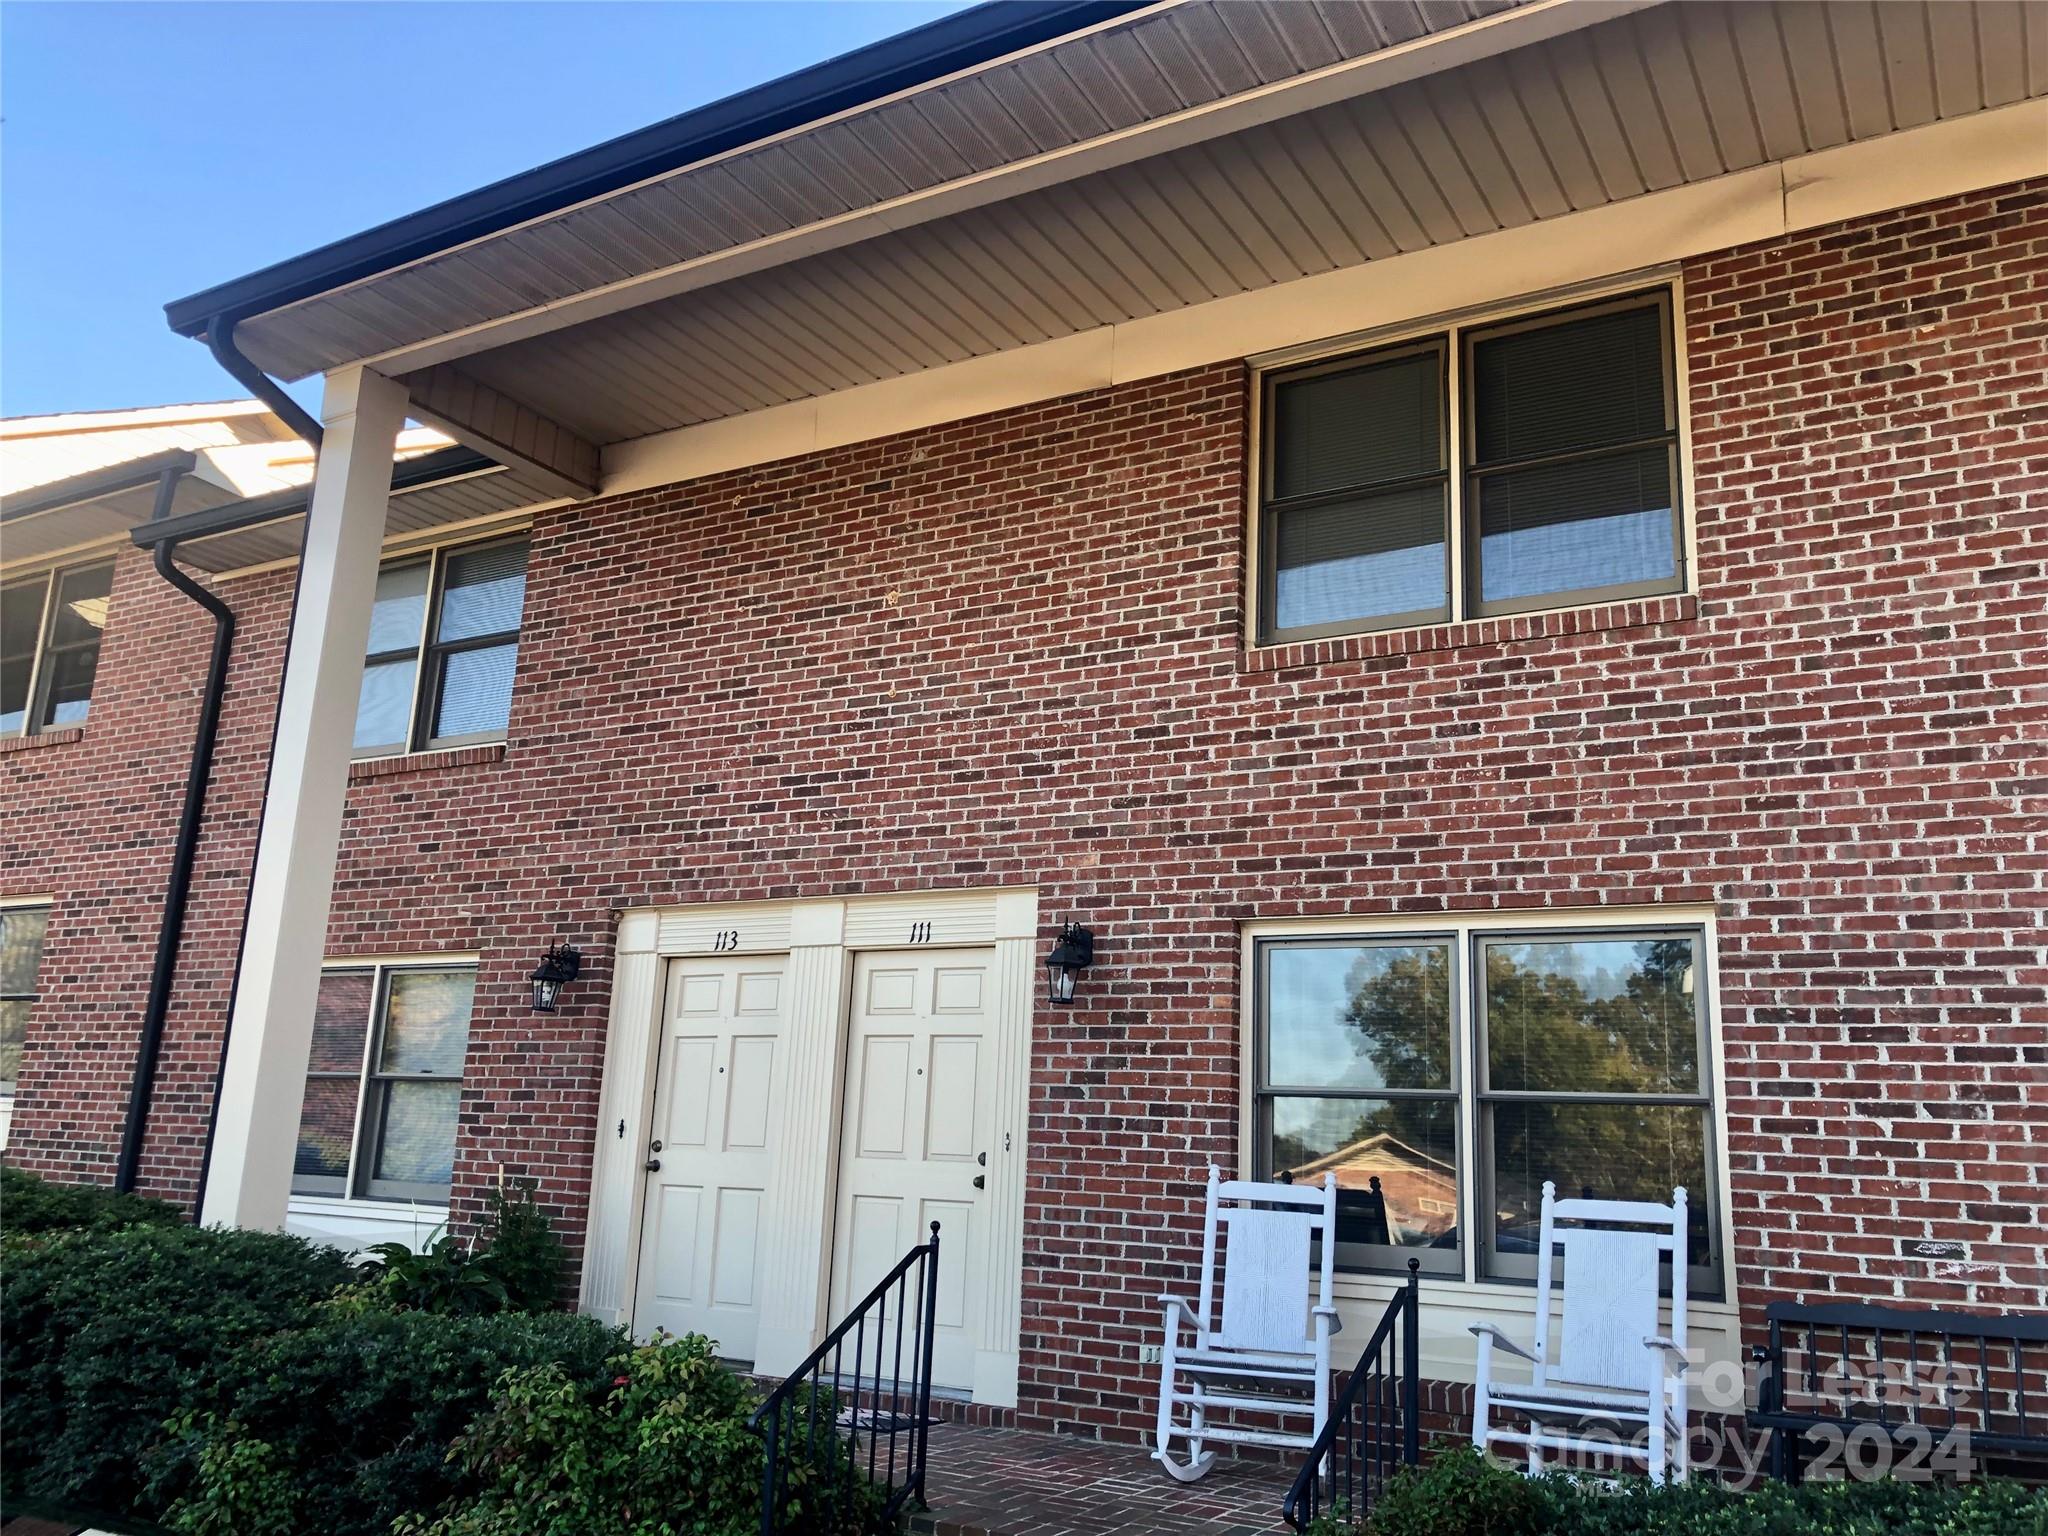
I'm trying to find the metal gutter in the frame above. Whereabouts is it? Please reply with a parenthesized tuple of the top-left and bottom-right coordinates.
(1, 449, 199, 524)
(206, 315, 324, 447)
(114, 465, 237, 1193)
(130, 445, 499, 550)
(163, 1, 1150, 338)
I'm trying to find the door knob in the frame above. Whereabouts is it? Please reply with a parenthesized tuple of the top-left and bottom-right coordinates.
(972, 1174, 985, 1190)
(644, 1159, 662, 1172)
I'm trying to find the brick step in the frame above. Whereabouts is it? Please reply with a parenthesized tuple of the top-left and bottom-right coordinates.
(909, 1424, 1293, 1536)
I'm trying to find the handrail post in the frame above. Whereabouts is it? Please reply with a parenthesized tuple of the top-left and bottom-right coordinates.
(1402, 1258, 1421, 1466)
(758, 1409, 779, 1536)
(914, 1221, 941, 1506)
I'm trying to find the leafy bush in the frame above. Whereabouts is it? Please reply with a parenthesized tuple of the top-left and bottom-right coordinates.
(355, 1232, 514, 1315)
(396, 1331, 885, 1536)
(1311, 1444, 2048, 1536)
(477, 1178, 568, 1311)
(1, 1221, 355, 1513)
(348, 1181, 567, 1315)
(3, 1211, 893, 1536)
(0, 1162, 186, 1234)
(1350, 1444, 1549, 1536)
(153, 1308, 624, 1535)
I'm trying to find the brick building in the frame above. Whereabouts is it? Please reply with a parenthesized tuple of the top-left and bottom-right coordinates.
(3, 0, 2044, 1445)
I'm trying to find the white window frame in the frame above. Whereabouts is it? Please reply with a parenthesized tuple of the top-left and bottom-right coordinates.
(2, 558, 115, 738)
(353, 533, 529, 761)
(1245, 272, 1699, 650)
(1240, 904, 1735, 1306)
(292, 955, 479, 1204)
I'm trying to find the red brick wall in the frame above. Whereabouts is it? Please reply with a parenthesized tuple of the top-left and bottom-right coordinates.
(5, 180, 2043, 1441)
(1, 555, 287, 1192)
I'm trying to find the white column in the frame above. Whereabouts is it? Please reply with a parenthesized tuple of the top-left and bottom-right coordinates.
(578, 912, 664, 1325)
(973, 893, 1038, 1408)
(201, 367, 408, 1230)
(752, 902, 852, 1376)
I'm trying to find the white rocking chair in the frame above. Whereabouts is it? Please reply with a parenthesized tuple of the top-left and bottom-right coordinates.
(1153, 1165, 1340, 1482)
(1471, 1182, 1691, 1484)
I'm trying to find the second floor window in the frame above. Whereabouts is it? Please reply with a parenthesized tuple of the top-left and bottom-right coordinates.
(353, 537, 529, 757)
(2, 561, 112, 736)
(1257, 290, 1683, 645)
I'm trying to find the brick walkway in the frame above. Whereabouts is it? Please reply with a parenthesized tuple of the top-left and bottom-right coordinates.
(909, 1424, 1295, 1536)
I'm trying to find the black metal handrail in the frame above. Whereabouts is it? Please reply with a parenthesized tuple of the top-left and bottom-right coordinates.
(751, 1221, 940, 1535)
(1282, 1258, 1421, 1532)
(1753, 1299, 2048, 1480)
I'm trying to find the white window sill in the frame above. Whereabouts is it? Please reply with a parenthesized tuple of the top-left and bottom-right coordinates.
(285, 1193, 449, 1258)
(1315, 1269, 1741, 1387)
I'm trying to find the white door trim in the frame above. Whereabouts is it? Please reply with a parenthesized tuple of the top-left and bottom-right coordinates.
(579, 886, 1038, 1408)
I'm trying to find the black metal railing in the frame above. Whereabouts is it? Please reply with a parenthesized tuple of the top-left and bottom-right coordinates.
(751, 1221, 940, 1536)
(1282, 1258, 1422, 1531)
(1752, 1299, 2048, 1481)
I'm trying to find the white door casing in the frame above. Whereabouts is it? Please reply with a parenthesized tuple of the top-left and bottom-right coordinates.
(831, 950, 997, 1392)
(579, 888, 1038, 1408)
(630, 955, 786, 1360)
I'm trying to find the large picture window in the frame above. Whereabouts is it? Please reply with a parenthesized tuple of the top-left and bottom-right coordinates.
(352, 537, 528, 757)
(1254, 919, 1720, 1297)
(2, 561, 113, 737)
(1256, 291, 1683, 644)
(292, 963, 475, 1203)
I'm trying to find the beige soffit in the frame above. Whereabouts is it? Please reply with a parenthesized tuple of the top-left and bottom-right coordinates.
(602, 97, 2048, 496)
(231, 0, 1630, 381)
(0, 399, 291, 498)
(458, 0, 2048, 446)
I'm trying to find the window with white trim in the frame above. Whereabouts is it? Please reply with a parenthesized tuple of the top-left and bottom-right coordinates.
(0, 905, 50, 1096)
(292, 963, 475, 1203)
(1254, 921, 1720, 1296)
(352, 536, 528, 757)
(1256, 290, 1684, 645)
(2, 561, 113, 736)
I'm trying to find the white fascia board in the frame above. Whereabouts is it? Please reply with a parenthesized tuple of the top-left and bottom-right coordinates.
(0, 399, 271, 439)
(602, 97, 2048, 498)
(331, 0, 1657, 380)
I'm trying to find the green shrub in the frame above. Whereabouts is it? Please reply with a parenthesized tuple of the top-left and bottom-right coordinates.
(0, 1162, 186, 1234)
(1, 1221, 354, 1514)
(349, 1181, 567, 1316)
(1346, 1444, 1549, 1536)
(1520, 1476, 2048, 1536)
(355, 1232, 513, 1315)
(476, 1178, 568, 1311)
(396, 1331, 885, 1536)
(1310, 1444, 2048, 1536)
(152, 1308, 624, 1536)
(158, 1415, 298, 1536)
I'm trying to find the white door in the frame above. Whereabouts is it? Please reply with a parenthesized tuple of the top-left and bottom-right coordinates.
(831, 949, 996, 1392)
(632, 955, 785, 1361)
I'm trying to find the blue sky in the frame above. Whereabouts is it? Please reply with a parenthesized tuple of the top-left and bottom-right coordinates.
(0, 1, 967, 418)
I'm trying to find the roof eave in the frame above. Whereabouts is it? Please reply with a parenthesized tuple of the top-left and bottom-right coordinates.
(162, 0, 1153, 339)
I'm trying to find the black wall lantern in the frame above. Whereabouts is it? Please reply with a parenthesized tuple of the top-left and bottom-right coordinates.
(1045, 923, 1094, 1005)
(530, 944, 582, 1014)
